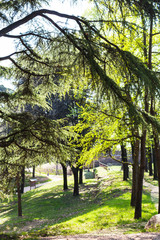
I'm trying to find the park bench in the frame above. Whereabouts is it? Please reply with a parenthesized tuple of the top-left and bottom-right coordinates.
(29, 179, 37, 190)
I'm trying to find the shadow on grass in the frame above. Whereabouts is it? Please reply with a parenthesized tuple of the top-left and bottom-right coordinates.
(0, 175, 157, 238)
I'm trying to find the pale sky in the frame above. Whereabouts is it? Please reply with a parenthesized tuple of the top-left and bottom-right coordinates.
(46, 0, 88, 16)
(0, 0, 89, 88)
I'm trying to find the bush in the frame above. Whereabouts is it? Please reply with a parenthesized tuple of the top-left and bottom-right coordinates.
(84, 170, 95, 179)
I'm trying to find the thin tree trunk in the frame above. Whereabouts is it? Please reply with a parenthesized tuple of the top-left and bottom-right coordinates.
(145, 148, 148, 172)
(61, 163, 68, 191)
(21, 166, 25, 194)
(147, 147, 153, 176)
(147, 7, 157, 182)
(134, 131, 146, 219)
(121, 144, 128, 181)
(71, 166, 79, 196)
(131, 138, 139, 207)
(17, 172, 22, 217)
(152, 145, 158, 180)
(79, 168, 83, 184)
(154, 134, 160, 213)
(32, 166, 35, 178)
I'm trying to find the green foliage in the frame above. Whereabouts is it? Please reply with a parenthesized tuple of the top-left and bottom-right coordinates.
(0, 114, 71, 195)
(84, 169, 95, 179)
(0, 0, 50, 13)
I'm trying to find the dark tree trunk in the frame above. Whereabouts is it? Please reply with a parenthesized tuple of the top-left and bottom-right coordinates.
(79, 168, 83, 184)
(145, 148, 148, 172)
(154, 134, 160, 213)
(32, 166, 35, 178)
(17, 173, 22, 217)
(152, 145, 158, 180)
(121, 144, 129, 181)
(131, 139, 139, 207)
(61, 163, 68, 191)
(71, 166, 79, 196)
(21, 166, 25, 194)
(134, 131, 146, 219)
(147, 147, 153, 176)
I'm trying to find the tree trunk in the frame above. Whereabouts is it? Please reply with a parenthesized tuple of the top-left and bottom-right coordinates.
(154, 134, 160, 213)
(121, 144, 128, 181)
(32, 166, 35, 178)
(134, 12, 149, 216)
(61, 163, 68, 191)
(131, 139, 139, 207)
(147, 147, 153, 176)
(17, 172, 22, 217)
(21, 166, 25, 194)
(79, 168, 83, 184)
(134, 131, 146, 219)
(145, 148, 148, 172)
(152, 145, 158, 180)
(71, 166, 79, 196)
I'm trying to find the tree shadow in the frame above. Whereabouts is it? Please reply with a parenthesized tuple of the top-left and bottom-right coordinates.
(0, 178, 157, 237)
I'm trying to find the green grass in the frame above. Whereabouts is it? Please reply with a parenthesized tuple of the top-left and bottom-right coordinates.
(0, 166, 157, 239)
(144, 171, 158, 186)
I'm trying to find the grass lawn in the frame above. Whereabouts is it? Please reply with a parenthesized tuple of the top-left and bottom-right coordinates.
(0, 166, 157, 239)
(144, 171, 158, 186)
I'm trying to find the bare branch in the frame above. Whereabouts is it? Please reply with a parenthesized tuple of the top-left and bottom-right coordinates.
(0, 9, 83, 37)
(109, 153, 133, 166)
(0, 51, 25, 61)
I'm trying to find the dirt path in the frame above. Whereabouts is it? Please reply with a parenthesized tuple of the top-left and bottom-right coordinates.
(39, 232, 160, 239)
(143, 180, 158, 210)
(24, 175, 62, 193)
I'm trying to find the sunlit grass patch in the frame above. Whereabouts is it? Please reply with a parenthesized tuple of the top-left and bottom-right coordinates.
(0, 166, 157, 238)
(31, 190, 156, 237)
(144, 172, 158, 186)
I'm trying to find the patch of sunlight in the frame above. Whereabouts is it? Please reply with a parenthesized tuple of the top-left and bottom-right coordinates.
(0, 216, 10, 224)
(109, 166, 121, 171)
(0, 208, 12, 217)
(54, 195, 61, 198)
(44, 196, 53, 199)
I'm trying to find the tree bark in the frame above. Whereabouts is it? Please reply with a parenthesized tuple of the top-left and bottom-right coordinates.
(154, 134, 160, 213)
(17, 172, 22, 217)
(79, 167, 83, 184)
(32, 166, 35, 178)
(145, 148, 148, 172)
(61, 163, 68, 191)
(152, 145, 158, 180)
(121, 144, 129, 181)
(131, 139, 139, 207)
(134, 131, 146, 219)
(147, 147, 153, 176)
(71, 166, 79, 196)
(21, 166, 25, 194)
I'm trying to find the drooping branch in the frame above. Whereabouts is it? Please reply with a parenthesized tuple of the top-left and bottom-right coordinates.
(0, 51, 25, 61)
(4, 32, 53, 41)
(19, 37, 41, 59)
(0, 9, 85, 37)
(14, 141, 44, 153)
(109, 153, 133, 166)
(10, 58, 51, 77)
